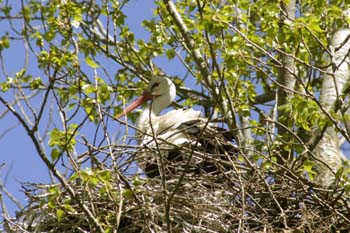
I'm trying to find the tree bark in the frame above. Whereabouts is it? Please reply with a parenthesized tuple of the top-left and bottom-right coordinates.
(315, 29, 350, 187)
(277, 0, 297, 161)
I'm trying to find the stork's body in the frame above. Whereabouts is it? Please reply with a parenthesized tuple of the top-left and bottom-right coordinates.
(138, 108, 202, 145)
(117, 76, 236, 177)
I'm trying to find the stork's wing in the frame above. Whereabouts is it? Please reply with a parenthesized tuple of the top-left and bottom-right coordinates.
(138, 118, 238, 178)
(176, 119, 237, 154)
(175, 119, 238, 174)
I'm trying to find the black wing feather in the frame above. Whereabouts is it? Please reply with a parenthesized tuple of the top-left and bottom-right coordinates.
(140, 119, 237, 178)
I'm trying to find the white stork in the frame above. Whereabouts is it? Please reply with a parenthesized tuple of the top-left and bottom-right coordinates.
(117, 76, 236, 177)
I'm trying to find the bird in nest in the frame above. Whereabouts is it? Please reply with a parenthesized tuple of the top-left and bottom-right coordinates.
(116, 76, 237, 178)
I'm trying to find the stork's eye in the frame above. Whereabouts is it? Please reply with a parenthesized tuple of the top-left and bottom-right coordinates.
(150, 82, 160, 90)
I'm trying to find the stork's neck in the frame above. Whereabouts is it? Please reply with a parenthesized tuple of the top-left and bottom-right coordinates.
(137, 87, 174, 130)
(137, 106, 157, 132)
(150, 92, 173, 116)
(143, 105, 157, 117)
(136, 99, 168, 131)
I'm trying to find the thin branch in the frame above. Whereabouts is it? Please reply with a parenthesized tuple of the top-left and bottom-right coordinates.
(0, 95, 105, 232)
(162, 0, 237, 130)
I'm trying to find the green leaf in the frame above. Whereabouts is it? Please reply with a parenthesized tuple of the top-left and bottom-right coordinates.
(56, 209, 65, 222)
(48, 200, 56, 209)
(30, 77, 43, 89)
(48, 128, 63, 147)
(122, 189, 134, 199)
(335, 167, 344, 181)
(132, 177, 143, 186)
(97, 81, 112, 104)
(48, 125, 78, 151)
(69, 173, 79, 181)
(62, 204, 75, 213)
(166, 49, 175, 60)
(344, 183, 350, 194)
(1, 6, 12, 16)
(0, 78, 12, 92)
(0, 35, 10, 50)
(51, 148, 60, 161)
(81, 97, 97, 122)
(98, 170, 112, 182)
(302, 160, 316, 181)
(85, 56, 100, 68)
(43, 30, 56, 42)
(82, 84, 95, 95)
(15, 69, 26, 79)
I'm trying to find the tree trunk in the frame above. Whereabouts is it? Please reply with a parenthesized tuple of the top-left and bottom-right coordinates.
(277, 0, 297, 161)
(315, 29, 350, 187)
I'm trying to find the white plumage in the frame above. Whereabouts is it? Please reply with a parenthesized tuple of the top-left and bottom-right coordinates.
(118, 76, 202, 145)
(117, 76, 236, 177)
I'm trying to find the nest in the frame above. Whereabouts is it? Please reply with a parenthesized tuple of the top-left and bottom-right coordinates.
(6, 142, 350, 232)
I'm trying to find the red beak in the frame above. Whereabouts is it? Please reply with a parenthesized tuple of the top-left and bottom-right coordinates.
(115, 91, 153, 119)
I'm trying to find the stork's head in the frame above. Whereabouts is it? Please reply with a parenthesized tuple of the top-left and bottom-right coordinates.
(116, 76, 176, 118)
(145, 76, 175, 104)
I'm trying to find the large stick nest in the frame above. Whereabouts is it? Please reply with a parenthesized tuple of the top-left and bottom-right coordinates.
(6, 142, 350, 232)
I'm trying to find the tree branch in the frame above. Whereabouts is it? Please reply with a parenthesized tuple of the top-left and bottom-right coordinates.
(162, 0, 239, 132)
(0, 96, 105, 232)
